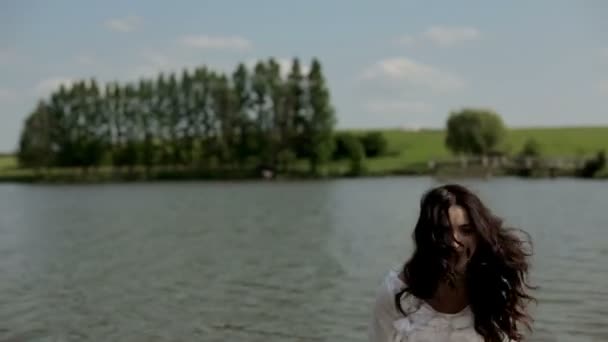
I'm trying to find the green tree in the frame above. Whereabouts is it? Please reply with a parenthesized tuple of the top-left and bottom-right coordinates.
(108, 83, 125, 168)
(80, 79, 106, 171)
(180, 68, 196, 166)
(360, 131, 388, 158)
(115, 84, 139, 171)
(192, 67, 213, 168)
(445, 108, 506, 156)
(251, 61, 274, 168)
(578, 150, 607, 178)
(278, 58, 301, 171)
(305, 58, 336, 175)
(75, 80, 97, 169)
(332, 132, 353, 160)
(215, 74, 238, 166)
(343, 133, 365, 176)
(166, 73, 183, 166)
(18, 101, 54, 169)
(138, 79, 156, 175)
(232, 63, 255, 167)
(49, 84, 78, 167)
(519, 138, 542, 158)
(16, 58, 339, 179)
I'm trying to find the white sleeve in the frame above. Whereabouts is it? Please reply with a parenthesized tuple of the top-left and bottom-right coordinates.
(368, 273, 400, 342)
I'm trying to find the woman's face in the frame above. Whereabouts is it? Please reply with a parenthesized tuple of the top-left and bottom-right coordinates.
(448, 205, 477, 273)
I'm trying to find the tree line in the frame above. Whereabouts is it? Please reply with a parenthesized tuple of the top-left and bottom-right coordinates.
(17, 59, 604, 180)
(18, 58, 337, 176)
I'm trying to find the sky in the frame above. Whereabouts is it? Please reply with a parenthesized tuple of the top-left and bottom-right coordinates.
(1, 0, 607, 152)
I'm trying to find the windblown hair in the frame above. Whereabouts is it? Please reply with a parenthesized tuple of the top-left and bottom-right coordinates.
(395, 184, 536, 342)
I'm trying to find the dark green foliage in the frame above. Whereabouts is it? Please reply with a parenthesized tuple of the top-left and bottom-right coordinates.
(333, 131, 387, 160)
(519, 138, 542, 157)
(445, 108, 506, 156)
(344, 134, 365, 176)
(578, 150, 606, 178)
(332, 133, 353, 160)
(330, 132, 365, 175)
(17, 59, 337, 176)
(360, 131, 388, 158)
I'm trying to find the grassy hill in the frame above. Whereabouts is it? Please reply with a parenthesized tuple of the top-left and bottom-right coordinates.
(503, 127, 608, 157)
(344, 126, 608, 172)
(327, 126, 608, 176)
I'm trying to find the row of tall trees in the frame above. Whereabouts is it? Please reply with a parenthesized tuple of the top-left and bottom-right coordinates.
(18, 58, 336, 175)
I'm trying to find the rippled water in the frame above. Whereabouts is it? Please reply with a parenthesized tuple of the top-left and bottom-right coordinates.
(0, 177, 606, 341)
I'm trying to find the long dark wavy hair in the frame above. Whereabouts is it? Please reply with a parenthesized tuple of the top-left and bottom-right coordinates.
(395, 184, 536, 342)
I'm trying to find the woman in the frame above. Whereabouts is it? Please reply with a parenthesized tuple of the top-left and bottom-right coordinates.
(369, 184, 535, 342)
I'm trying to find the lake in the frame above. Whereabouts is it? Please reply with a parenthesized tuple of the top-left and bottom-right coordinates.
(0, 177, 606, 341)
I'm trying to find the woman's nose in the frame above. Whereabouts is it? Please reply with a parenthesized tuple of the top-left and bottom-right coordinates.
(452, 231, 463, 248)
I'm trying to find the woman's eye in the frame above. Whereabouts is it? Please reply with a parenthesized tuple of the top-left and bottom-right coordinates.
(461, 227, 474, 235)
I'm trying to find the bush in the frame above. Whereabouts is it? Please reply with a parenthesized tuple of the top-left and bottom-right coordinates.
(344, 136, 365, 176)
(577, 150, 606, 178)
(519, 138, 542, 157)
(333, 131, 388, 160)
(360, 132, 388, 158)
(331, 133, 365, 174)
(332, 133, 353, 160)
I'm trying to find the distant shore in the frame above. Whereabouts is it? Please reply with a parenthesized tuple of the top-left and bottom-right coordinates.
(2, 126, 607, 183)
(0, 162, 605, 184)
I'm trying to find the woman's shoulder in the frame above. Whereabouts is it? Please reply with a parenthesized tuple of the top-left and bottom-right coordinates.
(372, 269, 423, 317)
(383, 269, 405, 294)
(369, 269, 422, 342)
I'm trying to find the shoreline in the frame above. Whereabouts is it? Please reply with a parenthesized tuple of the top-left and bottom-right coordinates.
(4, 125, 608, 184)
(1, 165, 605, 184)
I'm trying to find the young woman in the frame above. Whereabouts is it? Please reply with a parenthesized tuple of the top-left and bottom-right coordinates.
(369, 184, 535, 342)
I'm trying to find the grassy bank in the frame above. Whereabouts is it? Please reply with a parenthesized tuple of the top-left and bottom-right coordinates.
(0, 154, 16, 170)
(2, 126, 607, 183)
(350, 126, 608, 170)
(332, 126, 606, 178)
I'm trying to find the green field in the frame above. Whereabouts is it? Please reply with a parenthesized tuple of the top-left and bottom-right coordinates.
(0, 155, 16, 171)
(346, 126, 608, 172)
(2, 126, 607, 181)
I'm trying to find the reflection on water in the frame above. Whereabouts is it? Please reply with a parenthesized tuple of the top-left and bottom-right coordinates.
(0, 178, 606, 341)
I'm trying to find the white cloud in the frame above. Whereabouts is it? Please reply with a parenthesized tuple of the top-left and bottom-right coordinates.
(34, 77, 74, 97)
(365, 100, 431, 113)
(104, 16, 142, 33)
(0, 87, 17, 103)
(423, 26, 481, 47)
(361, 57, 465, 91)
(179, 35, 252, 50)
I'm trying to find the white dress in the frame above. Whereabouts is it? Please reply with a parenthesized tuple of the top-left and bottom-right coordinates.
(368, 270, 484, 342)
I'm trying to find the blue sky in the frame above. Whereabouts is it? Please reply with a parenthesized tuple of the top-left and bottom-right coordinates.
(1, 0, 607, 152)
